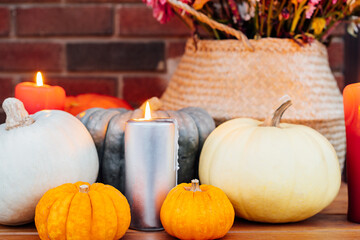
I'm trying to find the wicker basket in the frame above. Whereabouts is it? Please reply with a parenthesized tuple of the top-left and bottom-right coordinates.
(160, 0, 346, 171)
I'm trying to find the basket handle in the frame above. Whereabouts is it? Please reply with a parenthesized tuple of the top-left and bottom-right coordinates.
(167, 0, 254, 51)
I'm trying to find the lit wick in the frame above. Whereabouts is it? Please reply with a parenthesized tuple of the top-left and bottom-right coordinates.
(144, 101, 151, 120)
(36, 72, 43, 87)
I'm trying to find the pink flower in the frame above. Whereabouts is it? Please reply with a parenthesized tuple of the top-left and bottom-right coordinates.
(143, 0, 174, 23)
(305, 0, 321, 19)
(306, 4, 316, 19)
(281, 9, 290, 20)
(332, 0, 337, 4)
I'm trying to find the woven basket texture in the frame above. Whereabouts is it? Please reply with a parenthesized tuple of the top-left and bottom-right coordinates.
(161, 38, 346, 171)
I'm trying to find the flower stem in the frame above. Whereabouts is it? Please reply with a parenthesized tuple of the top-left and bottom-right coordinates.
(254, 2, 260, 37)
(260, 0, 265, 35)
(204, 4, 222, 39)
(297, 11, 306, 33)
(290, 0, 307, 35)
(267, 0, 274, 37)
(306, 7, 320, 32)
(274, 0, 287, 18)
(212, 28, 221, 39)
(198, 21, 216, 38)
(320, 20, 339, 41)
(277, 19, 284, 37)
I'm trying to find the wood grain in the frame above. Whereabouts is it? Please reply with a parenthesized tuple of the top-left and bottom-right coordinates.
(1, 183, 359, 240)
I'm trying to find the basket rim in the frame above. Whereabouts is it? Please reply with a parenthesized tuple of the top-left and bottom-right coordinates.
(186, 37, 327, 53)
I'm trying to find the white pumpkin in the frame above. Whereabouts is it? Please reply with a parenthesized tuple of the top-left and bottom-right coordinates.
(199, 96, 341, 223)
(0, 98, 99, 225)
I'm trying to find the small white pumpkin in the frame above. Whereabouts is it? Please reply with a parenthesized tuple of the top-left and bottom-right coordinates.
(0, 98, 99, 225)
(199, 96, 341, 223)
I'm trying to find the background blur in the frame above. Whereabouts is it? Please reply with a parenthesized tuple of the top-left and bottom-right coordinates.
(0, 0, 358, 123)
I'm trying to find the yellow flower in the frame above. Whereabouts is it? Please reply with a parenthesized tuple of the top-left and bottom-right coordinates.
(311, 18, 326, 35)
(291, 0, 305, 5)
(193, 0, 211, 10)
(348, 0, 360, 12)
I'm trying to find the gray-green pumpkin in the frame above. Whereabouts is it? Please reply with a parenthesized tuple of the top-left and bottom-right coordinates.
(77, 100, 215, 193)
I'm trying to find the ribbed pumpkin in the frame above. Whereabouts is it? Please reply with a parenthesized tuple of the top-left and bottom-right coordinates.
(65, 93, 132, 116)
(0, 98, 98, 226)
(77, 97, 215, 193)
(160, 179, 235, 240)
(199, 96, 341, 223)
(35, 182, 130, 240)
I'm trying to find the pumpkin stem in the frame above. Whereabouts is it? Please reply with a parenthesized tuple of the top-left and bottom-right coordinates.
(262, 95, 292, 127)
(2, 98, 35, 130)
(189, 179, 202, 192)
(70, 102, 79, 107)
(79, 185, 89, 193)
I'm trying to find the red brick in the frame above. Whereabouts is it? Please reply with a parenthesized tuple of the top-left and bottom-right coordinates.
(0, 43, 62, 72)
(331, 22, 346, 36)
(0, 0, 60, 2)
(123, 76, 168, 107)
(67, 42, 165, 72)
(333, 72, 344, 92)
(0, 8, 10, 36)
(118, 6, 190, 37)
(0, 78, 13, 103)
(21, 76, 117, 96)
(0, 110, 5, 124)
(0, 78, 13, 123)
(67, 0, 140, 2)
(17, 7, 113, 36)
(327, 38, 344, 72)
(168, 41, 186, 58)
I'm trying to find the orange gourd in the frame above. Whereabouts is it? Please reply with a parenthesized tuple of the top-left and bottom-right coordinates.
(160, 179, 235, 240)
(35, 182, 131, 240)
(65, 93, 133, 116)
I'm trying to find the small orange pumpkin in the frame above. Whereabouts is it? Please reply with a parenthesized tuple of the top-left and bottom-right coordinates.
(35, 182, 131, 240)
(160, 179, 235, 240)
(65, 93, 133, 116)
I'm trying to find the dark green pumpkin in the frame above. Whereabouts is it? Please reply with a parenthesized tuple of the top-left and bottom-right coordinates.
(77, 105, 215, 193)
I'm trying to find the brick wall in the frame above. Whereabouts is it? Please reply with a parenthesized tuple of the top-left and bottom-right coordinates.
(0, 0, 347, 123)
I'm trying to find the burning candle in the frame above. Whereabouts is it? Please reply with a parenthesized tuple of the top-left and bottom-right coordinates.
(124, 102, 178, 231)
(343, 83, 360, 223)
(15, 72, 66, 114)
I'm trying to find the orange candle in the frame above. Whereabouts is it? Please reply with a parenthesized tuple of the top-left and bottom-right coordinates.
(343, 83, 360, 223)
(15, 72, 66, 114)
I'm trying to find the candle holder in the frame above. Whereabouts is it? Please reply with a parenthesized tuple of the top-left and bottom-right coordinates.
(124, 118, 178, 231)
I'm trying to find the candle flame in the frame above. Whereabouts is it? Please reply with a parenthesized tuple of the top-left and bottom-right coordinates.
(36, 72, 43, 86)
(144, 101, 151, 120)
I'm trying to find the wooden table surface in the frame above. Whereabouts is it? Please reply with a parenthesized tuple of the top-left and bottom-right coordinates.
(1, 182, 359, 240)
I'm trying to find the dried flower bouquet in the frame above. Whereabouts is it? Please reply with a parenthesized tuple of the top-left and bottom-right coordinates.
(144, 0, 360, 43)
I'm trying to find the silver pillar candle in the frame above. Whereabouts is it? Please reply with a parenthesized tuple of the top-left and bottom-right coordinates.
(124, 118, 178, 231)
